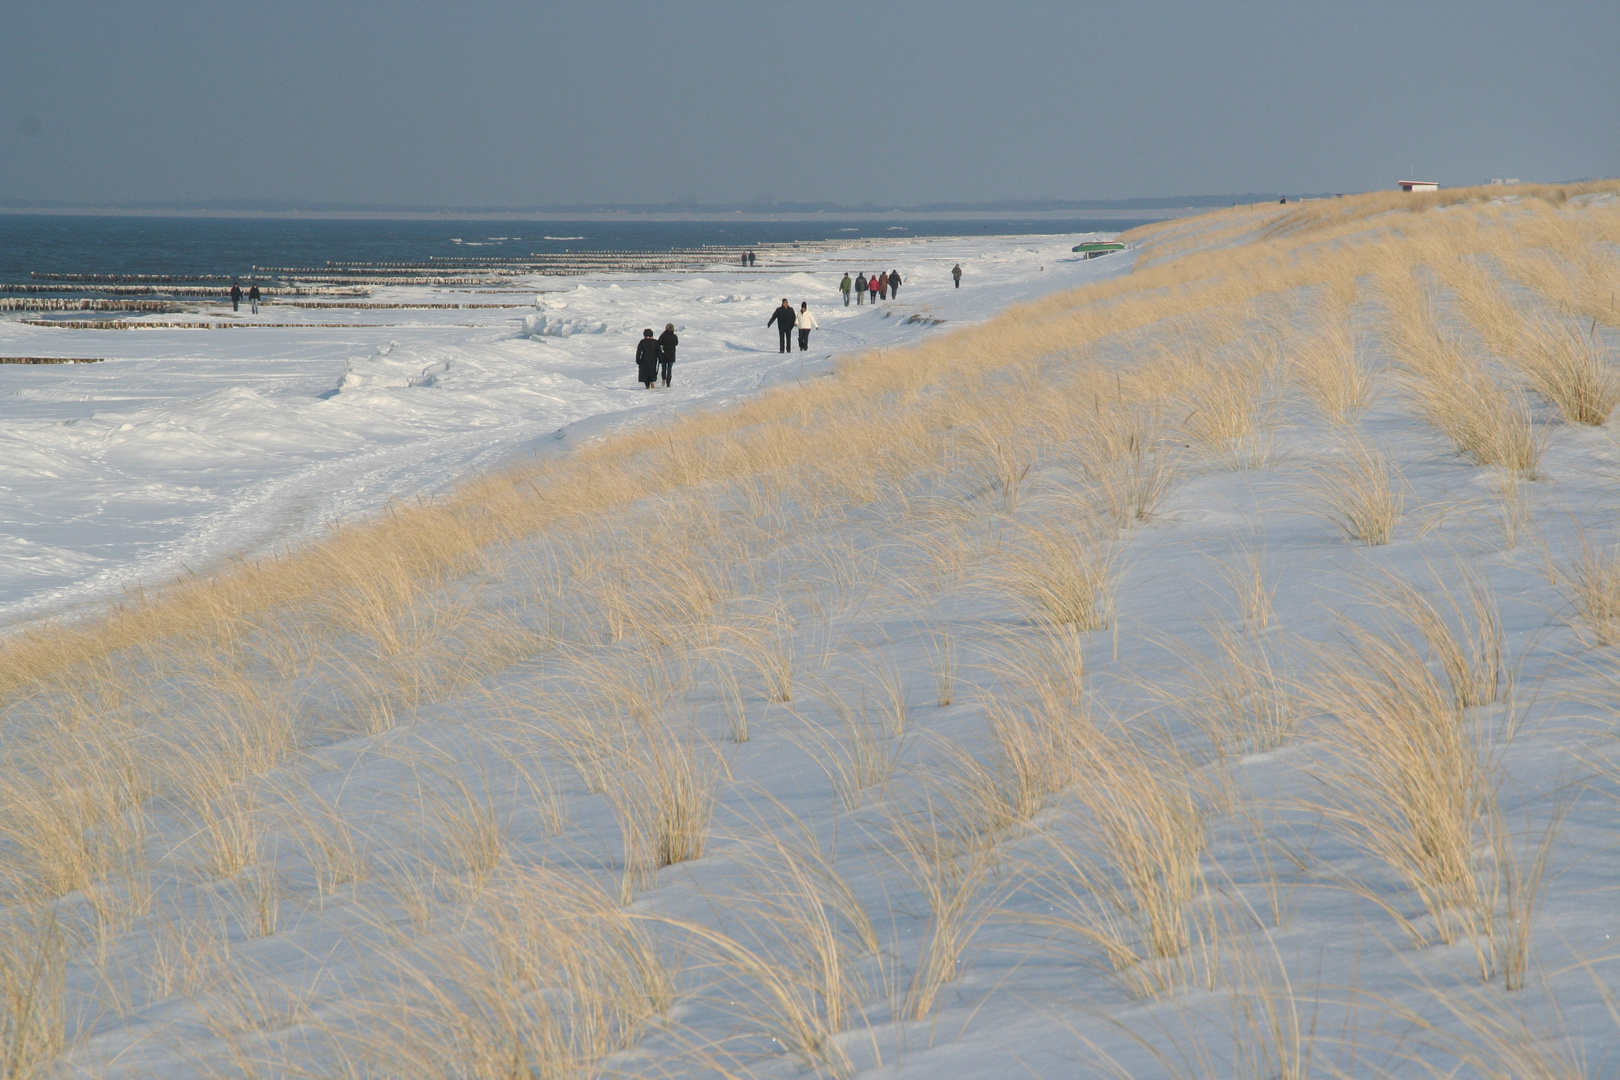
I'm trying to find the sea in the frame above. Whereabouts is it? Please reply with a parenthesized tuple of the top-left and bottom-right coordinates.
(0, 214, 1156, 281)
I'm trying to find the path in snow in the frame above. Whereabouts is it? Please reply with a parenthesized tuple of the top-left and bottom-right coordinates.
(0, 234, 1133, 625)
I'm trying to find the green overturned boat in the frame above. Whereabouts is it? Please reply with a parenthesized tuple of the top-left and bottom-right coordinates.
(1072, 241, 1127, 258)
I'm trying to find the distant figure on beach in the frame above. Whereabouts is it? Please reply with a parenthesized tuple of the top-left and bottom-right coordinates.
(1279, 196, 1288, 204)
(657, 323, 678, 387)
(230, 280, 242, 312)
(247, 283, 260, 314)
(854, 272, 868, 305)
(868, 273, 880, 303)
(741, 251, 748, 266)
(635, 328, 661, 389)
(887, 270, 901, 299)
(766, 298, 796, 353)
(951, 263, 963, 288)
(796, 302, 817, 351)
(748, 250, 756, 267)
(840, 272, 853, 305)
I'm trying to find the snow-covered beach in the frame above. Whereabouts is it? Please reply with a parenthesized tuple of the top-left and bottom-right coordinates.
(2, 185, 1620, 1080)
(0, 232, 1131, 625)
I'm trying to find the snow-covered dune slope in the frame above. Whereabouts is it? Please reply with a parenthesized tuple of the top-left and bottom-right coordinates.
(0, 233, 1128, 625)
(6, 184, 1620, 1080)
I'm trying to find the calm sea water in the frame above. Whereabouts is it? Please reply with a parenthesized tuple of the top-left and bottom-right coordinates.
(0, 215, 1151, 281)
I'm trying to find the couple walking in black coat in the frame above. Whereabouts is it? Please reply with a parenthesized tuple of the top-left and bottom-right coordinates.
(636, 324, 679, 388)
(766, 299, 819, 353)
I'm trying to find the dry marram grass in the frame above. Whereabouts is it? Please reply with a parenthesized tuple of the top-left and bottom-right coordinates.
(0, 179, 1612, 1077)
(1306, 438, 1404, 545)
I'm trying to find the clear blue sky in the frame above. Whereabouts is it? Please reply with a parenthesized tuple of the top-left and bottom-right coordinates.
(2, 0, 1615, 209)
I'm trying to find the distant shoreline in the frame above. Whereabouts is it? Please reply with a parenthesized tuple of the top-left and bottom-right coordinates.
(0, 206, 1213, 224)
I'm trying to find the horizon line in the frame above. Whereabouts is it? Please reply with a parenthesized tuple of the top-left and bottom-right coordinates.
(0, 192, 1340, 223)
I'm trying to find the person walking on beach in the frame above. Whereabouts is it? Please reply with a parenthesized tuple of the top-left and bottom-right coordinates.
(796, 302, 818, 351)
(635, 328, 662, 389)
(657, 323, 678, 387)
(247, 283, 260, 314)
(868, 273, 880, 304)
(887, 269, 902, 299)
(854, 272, 867, 305)
(748, 250, 756, 267)
(766, 298, 796, 352)
(951, 263, 963, 288)
(840, 272, 853, 306)
(877, 271, 888, 301)
(230, 280, 242, 312)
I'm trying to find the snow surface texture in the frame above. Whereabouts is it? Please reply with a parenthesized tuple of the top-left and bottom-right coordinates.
(5, 185, 1620, 1080)
(0, 234, 1125, 626)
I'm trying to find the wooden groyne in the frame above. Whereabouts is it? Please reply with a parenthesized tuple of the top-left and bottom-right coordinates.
(267, 276, 502, 287)
(276, 301, 530, 310)
(255, 265, 526, 276)
(1, 284, 368, 297)
(21, 320, 403, 330)
(30, 273, 237, 284)
(0, 298, 184, 313)
(0, 356, 105, 364)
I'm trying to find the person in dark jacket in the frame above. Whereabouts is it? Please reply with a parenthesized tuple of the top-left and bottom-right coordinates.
(951, 263, 963, 288)
(766, 298, 796, 352)
(887, 270, 901, 299)
(247, 283, 261, 314)
(657, 323, 678, 387)
(230, 280, 242, 312)
(854, 272, 867, 305)
(635, 328, 661, 389)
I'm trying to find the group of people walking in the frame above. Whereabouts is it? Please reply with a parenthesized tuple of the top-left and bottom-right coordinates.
(635, 324, 679, 388)
(633, 261, 971, 385)
(839, 270, 902, 305)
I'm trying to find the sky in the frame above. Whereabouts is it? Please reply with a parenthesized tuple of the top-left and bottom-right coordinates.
(1, 0, 1616, 211)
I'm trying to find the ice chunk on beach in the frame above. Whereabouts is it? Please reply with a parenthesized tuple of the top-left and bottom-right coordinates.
(522, 313, 608, 338)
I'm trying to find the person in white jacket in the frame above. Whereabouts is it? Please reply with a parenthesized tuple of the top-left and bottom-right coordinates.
(796, 302, 819, 352)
